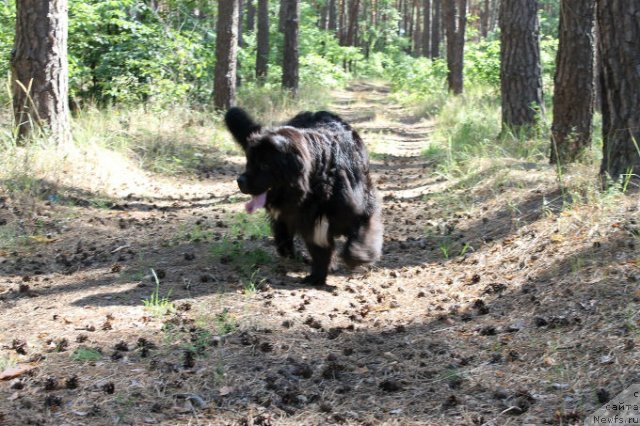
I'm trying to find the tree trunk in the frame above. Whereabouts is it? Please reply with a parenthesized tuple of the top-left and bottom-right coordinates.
(214, 0, 239, 110)
(499, 0, 544, 131)
(282, 0, 300, 93)
(422, 0, 431, 57)
(238, 0, 244, 47)
(444, 0, 466, 94)
(597, 0, 640, 182)
(413, 0, 421, 55)
(550, 0, 596, 165)
(246, 0, 256, 32)
(328, 0, 338, 32)
(279, 0, 286, 32)
(256, 0, 269, 82)
(346, 0, 360, 46)
(431, 0, 441, 58)
(480, 0, 489, 37)
(11, 0, 70, 144)
(340, 0, 349, 44)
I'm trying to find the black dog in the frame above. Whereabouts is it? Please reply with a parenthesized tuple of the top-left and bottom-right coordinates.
(224, 107, 383, 285)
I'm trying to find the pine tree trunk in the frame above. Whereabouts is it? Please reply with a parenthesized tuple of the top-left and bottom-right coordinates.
(597, 0, 640, 182)
(11, 0, 70, 144)
(550, 0, 596, 165)
(422, 0, 431, 57)
(444, 0, 466, 94)
(480, 0, 489, 37)
(431, 0, 441, 58)
(214, 0, 239, 110)
(256, 0, 269, 82)
(413, 0, 421, 56)
(282, 0, 300, 93)
(246, 0, 256, 32)
(499, 0, 544, 131)
(328, 0, 338, 32)
(279, 0, 286, 32)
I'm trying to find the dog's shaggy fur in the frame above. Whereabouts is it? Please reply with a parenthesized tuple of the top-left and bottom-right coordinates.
(225, 107, 383, 285)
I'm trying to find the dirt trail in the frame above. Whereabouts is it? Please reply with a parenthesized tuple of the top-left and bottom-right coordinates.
(0, 83, 639, 426)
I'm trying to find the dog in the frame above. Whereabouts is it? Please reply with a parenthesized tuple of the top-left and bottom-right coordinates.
(224, 107, 383, 285)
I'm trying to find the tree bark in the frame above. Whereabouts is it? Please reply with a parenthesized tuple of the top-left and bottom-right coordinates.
(256, 0, 269, 82)
(413, 0, 421, 55)
(597, 0, 640, 182)
(480, 0, 489, 37)
(328, 0, 338, 32)
(444, 0, 466, 94)
(11, 0, 71, 144)
(550, 0, 596, 165)
(282, 0, 300, 93)
(499, 0, 544, 131)
(422, 0, 431, 57)
(246, 0, 256, 32)
(431, 0, 441, 58)
(214, 0, 239, 110)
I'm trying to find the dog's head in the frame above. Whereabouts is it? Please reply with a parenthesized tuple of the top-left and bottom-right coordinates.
(224, 108, 310, 212)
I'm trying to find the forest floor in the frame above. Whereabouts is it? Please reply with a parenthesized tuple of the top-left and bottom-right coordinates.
(0, 82, 639, 426)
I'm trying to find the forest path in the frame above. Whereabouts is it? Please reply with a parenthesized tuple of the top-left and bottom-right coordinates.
(330, 81, 445, 201)
(1, 80, 635, 426)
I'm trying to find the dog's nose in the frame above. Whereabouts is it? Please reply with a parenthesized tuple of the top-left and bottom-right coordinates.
(237, 175, 248, 193)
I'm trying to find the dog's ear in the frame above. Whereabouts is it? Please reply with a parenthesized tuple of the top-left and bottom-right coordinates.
(224, 107, 261, 150)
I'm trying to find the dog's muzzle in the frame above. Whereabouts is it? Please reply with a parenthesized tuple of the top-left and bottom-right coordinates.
(237, 174, 250, 194)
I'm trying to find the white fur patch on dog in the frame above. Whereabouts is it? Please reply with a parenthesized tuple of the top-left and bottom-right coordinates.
(270, 208, 281, 220)
(313, 216, 330, 247)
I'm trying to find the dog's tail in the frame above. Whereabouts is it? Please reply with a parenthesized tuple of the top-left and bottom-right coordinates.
(224, 107, 261, 149)
(341, 208, 384, 268)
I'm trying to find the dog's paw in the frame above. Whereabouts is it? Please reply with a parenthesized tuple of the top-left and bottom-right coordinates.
(301, 274, 327, 286)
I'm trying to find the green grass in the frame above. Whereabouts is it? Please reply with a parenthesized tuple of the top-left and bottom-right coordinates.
(0, 354, 17, 371)
(70, 347, 103, 362)
(142, 269, 175, 317)
(229, 211, 271, 240)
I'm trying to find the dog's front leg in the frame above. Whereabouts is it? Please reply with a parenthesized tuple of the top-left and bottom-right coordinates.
(302, 242, 334, 286)
(272, 220, 295, 258)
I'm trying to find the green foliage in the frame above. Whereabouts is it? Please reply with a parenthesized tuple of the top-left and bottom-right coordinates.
(142, 269, 175, 316)
(69, 0, 213, 106)
(0, 1, 13, 91)
(71, 346, 103, 362)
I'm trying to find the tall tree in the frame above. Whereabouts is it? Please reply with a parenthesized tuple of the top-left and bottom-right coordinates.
(256, 0, 269, 82)
(550, 0, 596, 164)
(597, 0, 640, 182)
(328, 0, 338, 32)
(499, 0, 544, 131)
(11, 0, 70, 144)
(282, 0, 300, 93)
(431, 0, 441, 57)
(422, 0, 431, 57)
(246, 0, 256, 32)
(214, 0, 239, 110)
(444, 0, 467, 94)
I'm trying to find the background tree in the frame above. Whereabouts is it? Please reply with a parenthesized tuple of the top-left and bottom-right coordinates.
(282, 0, 300, 93)
(255, 0, 269, 83)
(431, 0, 441, 58)
(11, 0, 70, 144)
(550, 0, 596, 165)
(597, 0, 640, 182)
(444, 0, 466, 94)
(421, 0, 431, 57)
(499, 0, 544, 132)
(214, 0, 239, 110)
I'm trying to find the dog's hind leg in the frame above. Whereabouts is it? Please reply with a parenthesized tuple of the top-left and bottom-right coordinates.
(302, 241, 335, 286)
(342, 211, 383, 268)
(272, 220, 295, 258)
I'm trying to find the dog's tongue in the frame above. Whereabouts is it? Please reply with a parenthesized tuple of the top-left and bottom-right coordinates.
(245, 192, 267, 214)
